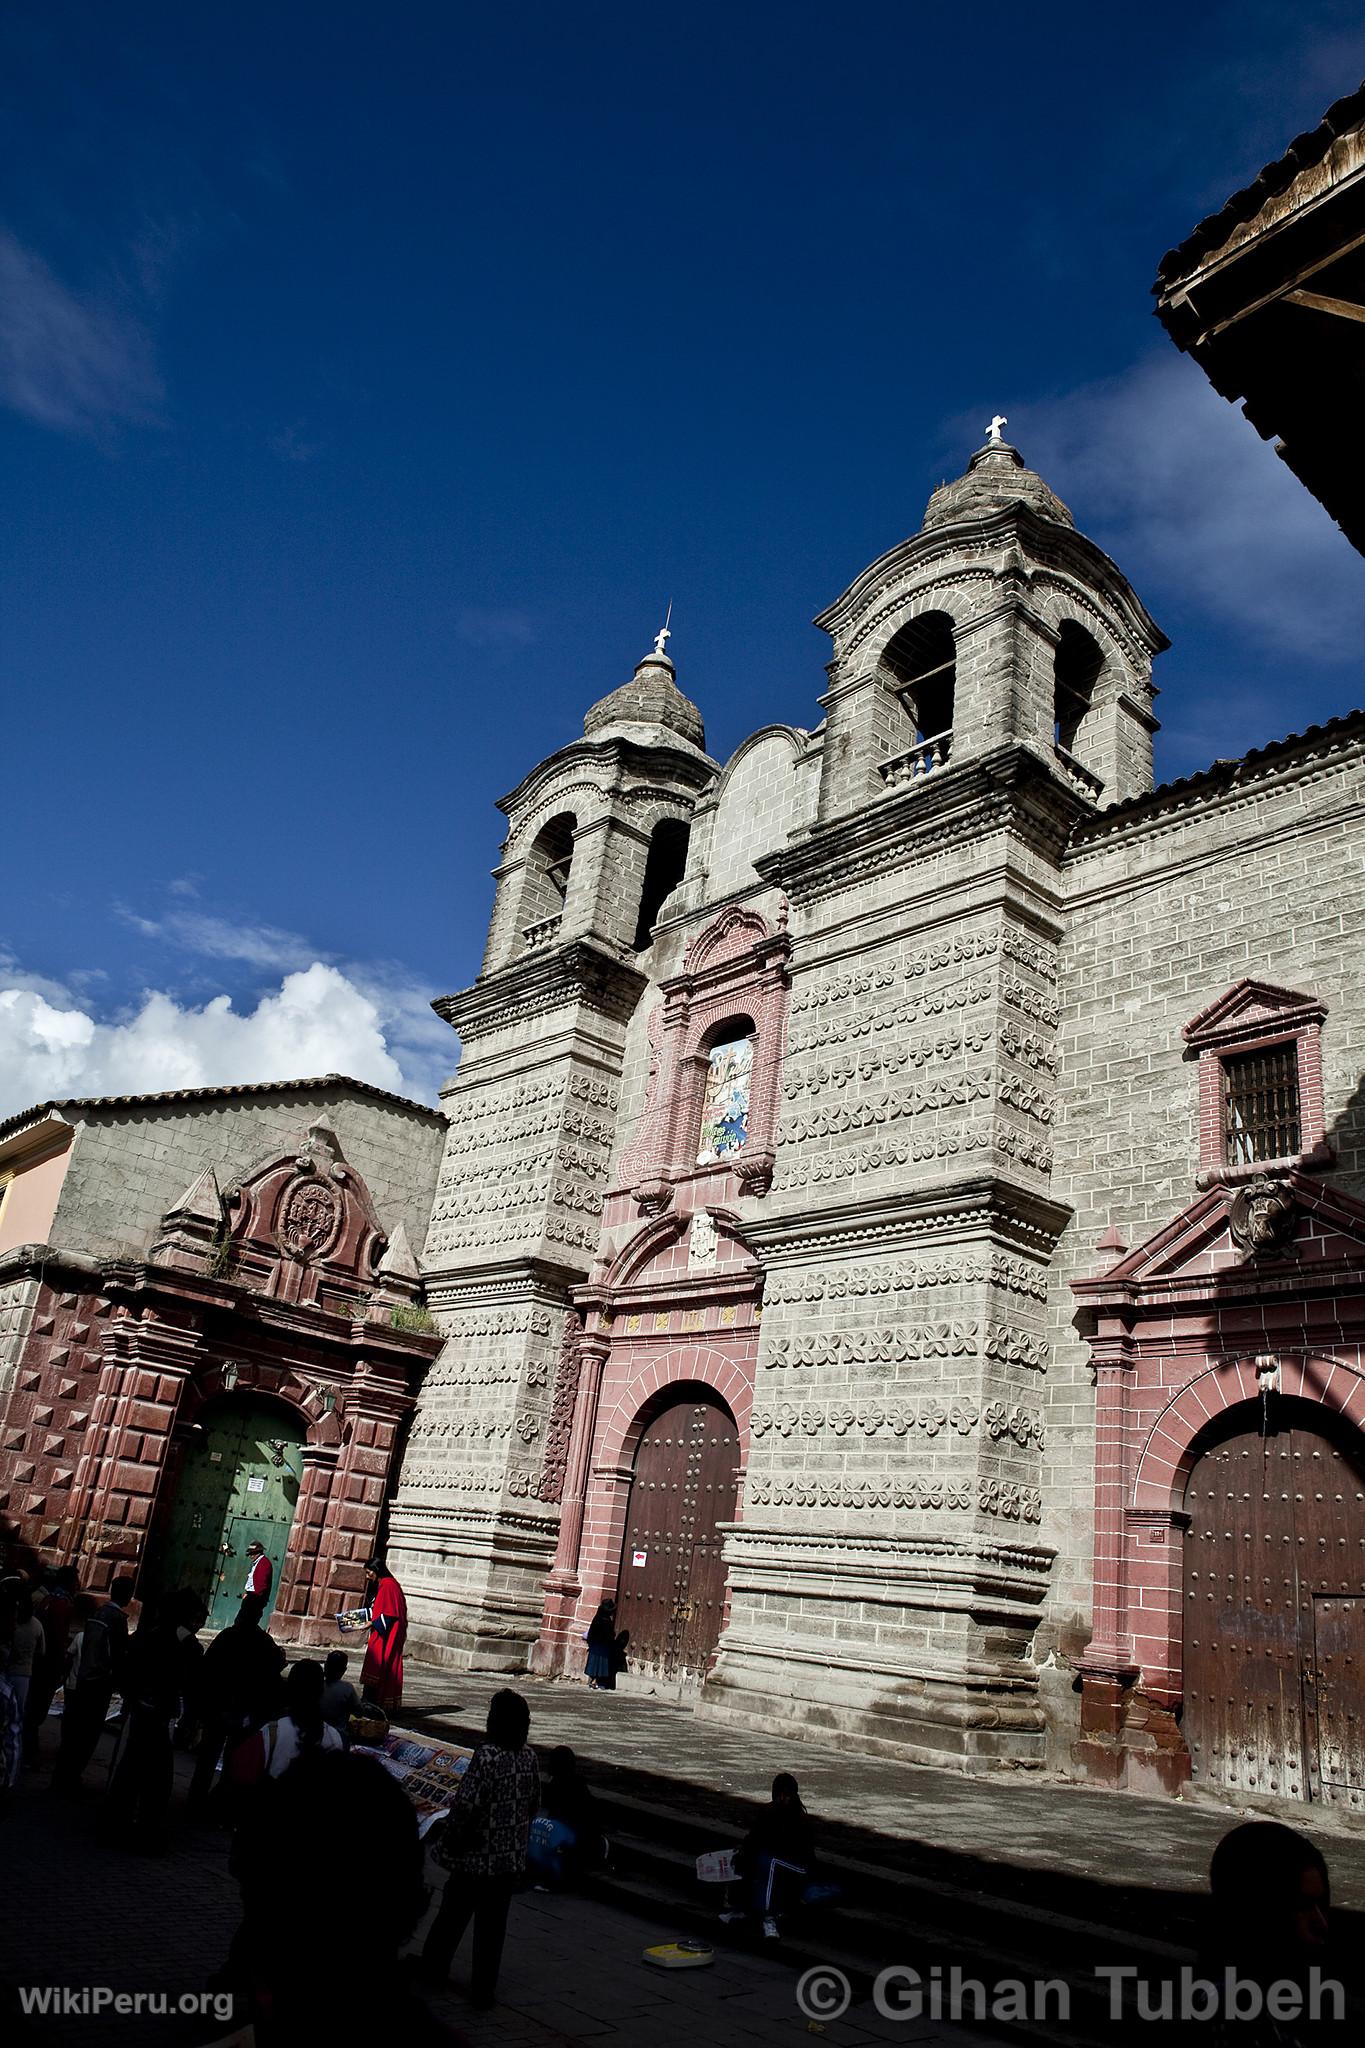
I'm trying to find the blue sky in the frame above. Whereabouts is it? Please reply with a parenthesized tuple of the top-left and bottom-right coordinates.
(4, 2, 1365, 1113)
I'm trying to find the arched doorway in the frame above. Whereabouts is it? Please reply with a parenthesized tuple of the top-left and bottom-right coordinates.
(1183, 1397, 1365, 1807)
(614, 1386, 740, 1682)
(156, 1396, 305, 1628)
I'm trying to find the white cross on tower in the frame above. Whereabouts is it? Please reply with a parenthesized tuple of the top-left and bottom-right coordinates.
(987, 414, 1008, 445)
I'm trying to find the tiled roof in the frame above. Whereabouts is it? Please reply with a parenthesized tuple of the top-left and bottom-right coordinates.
(1072, 708, 1365, 842)
(0, 1073, 443, 1145)
(1154, 81, 1365, 287)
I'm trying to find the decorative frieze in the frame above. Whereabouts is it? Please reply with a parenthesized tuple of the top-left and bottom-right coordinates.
(780, 1072, 993, 1142)
(744, 1472, 1043, 1520)
(1001, 975, 1061, 1028)
(751, 1397, 1042, 1444)
(776, 1119, 1054, 1188)
(996, 1074, 1056, 1123)
(435, 1307, 557, 1339)
(785, 977, 994, 1057)
(764, 1321, 980, 1368)
(763, 1320, 1049, 1371)
(998, 1020, 1059, 1073)
(757, 1397, 962, 1437)
(764, 1252, 1048, 1306)
(782, 1022, 993, 1097)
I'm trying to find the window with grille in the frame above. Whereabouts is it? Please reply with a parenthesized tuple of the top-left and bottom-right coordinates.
(1222, 1044, 1301, 1165)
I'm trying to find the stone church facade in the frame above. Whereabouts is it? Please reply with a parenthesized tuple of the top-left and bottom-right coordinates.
(390, 434, 1365, 1804)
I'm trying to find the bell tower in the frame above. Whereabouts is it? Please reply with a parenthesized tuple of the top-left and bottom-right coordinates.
(709, 434, 1169, 1767)
(390, 635, 716, 1670)
(814, 430, 1165, 821)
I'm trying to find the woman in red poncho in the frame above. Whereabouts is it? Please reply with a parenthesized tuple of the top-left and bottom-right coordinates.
(360, 1555, 407, 1714)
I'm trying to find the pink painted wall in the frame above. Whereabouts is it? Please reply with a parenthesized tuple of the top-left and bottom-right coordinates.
(0, 1138, 73, 1257)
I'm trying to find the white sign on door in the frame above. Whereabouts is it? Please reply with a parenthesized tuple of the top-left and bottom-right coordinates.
(632, 1549, 648, 1567)
(246, 1476, 266, 1494)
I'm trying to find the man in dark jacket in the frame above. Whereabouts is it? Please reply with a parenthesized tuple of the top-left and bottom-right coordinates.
(52, 1575, 136, 1792)
(187, 1592, 286, 1817)
(105, 1587, 207, 1848)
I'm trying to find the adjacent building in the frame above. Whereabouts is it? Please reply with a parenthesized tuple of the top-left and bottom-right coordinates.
(0, 1078, 444, 1636)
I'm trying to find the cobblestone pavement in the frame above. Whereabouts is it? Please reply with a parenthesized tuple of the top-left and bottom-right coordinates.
(0, 1716, 986, 2048)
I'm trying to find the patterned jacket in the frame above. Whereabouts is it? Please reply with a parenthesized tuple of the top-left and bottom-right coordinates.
(435, 1741, 540, 1878)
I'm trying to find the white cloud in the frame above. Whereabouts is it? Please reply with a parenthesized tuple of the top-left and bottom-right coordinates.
(118, 905, 317, 973)
(0, 228, 163, 435)
(0, 964, 412, 1121)
(1014, 353, 1365, 662)
(108, 899, 457, 1099)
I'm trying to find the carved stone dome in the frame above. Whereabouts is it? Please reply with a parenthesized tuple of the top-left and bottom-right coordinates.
(921, 439, 1074, 532)
(584, 649, 706, 748)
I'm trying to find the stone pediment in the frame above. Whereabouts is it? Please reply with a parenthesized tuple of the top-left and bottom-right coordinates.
(683, 906, 772, 975)
(1075, 1170, 1365, 1308)
(152, 1118, 419, 1313)
(1182, 977, 1325, 1049)
(597, 1205, 756, 1297)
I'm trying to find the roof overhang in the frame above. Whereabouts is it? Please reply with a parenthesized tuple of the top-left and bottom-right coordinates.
(1154, 104, 1365, 556)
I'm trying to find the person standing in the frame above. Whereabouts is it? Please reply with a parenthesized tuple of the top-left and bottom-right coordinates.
(6, 1586, 44, 1745)
(231, 1659, 343, 1785)
(105, 1587, 207, 1849)
(242, 1542, 273, 1604)
(0, 1580, 25, 1794)
(23, 1565, 78, 1765)
(360, 1554, 406, 1714)
(420, 1689, 540, 2008)
(53, 1574, 135, 1792)
(583, 1600, 615, 1689)
(187, 1592, 286, 1816)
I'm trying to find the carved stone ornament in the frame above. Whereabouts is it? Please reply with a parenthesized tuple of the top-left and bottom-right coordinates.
(1228, 1176, 1297, 1257)
(688, 1209, 719, 1269)
(277, 1173, 344, 1261)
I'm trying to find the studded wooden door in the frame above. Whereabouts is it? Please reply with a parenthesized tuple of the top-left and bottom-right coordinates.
(1184, 1407, 1365, 1807)
(614, 1393, 740, 1681)
(155, 1398, 304, 1630)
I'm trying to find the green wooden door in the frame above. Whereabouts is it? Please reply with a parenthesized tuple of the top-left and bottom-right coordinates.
(157, 1397, 304, 1629)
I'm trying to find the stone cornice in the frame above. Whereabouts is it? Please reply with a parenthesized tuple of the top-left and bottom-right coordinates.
(433, 939, 647, 1041)
(0, 1240, 443, 1363)
(756, 743, 1088, 903)
(496, 730, 717, 821)
(743, 1177, 1071, 1263)
(420, 1255, 582, 1301)
(814, 504, 1167, 660)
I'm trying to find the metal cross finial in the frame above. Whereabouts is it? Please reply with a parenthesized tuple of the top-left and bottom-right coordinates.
(653, 599, 673, 657)
(987, 414, 1008, 445)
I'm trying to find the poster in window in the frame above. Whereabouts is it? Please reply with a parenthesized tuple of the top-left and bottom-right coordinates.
(697, 1037, 752, 1163)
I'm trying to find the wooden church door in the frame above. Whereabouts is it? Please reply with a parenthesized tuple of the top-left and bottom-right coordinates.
(1184, 1405, 1365, 1808)
(614, 1391, 740, 1681)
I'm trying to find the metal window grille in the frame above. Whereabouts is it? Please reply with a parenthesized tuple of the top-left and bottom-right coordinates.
(1223, 1044, 1301, 1165)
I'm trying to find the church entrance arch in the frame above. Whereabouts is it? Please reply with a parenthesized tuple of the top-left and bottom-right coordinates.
(614, 1386, 740, 1682)
(155, 1396, 305, 1629)
(1183, 1397, 1365, 1808)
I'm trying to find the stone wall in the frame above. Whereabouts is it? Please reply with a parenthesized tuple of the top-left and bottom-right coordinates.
(47, 1085, 444, 1263)
(1042, 732, 1365, 1677)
